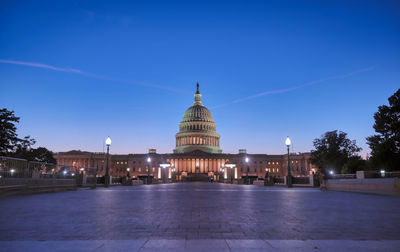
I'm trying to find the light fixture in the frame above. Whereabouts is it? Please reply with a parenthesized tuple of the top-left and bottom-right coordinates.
(285, 136, 291, 147)
(105, 136, 112, 146)
(160, 164, 170, 169)
(226, 164, 235, 169)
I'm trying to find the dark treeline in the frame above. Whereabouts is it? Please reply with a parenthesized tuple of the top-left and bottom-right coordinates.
(310, 88, 400, 173)
(0, 108, 56, 164)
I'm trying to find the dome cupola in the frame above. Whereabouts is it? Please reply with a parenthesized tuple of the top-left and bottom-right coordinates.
(174, 83, 222, 154)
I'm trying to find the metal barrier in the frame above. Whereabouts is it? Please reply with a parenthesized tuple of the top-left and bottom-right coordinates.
(333, 174, 356, 179)
(292, 176, 310, 184)
(0, 156, 97, 186)
(0, 156, 28, 178)
(330, 171, 400, 179)
(273, 177, 284, 184)
(365, 171, 400, 178)
(112, 177, 122, 184)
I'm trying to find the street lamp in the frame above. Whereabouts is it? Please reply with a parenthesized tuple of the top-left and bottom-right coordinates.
(105, 136, 111, 187)
(245, 157, 249, 185)
(160, 163, 171, 183)
(147, 157, 151, 184)
(285, 136, 292, 188)
(126, 168, 130, 178)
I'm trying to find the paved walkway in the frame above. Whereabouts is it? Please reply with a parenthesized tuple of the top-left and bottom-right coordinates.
(1, 183, 400, 251)
(1, 239, 400, 251)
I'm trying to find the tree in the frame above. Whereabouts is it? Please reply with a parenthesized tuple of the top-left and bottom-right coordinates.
(30, 147, 56, 164)
(366, 89, 400, 171)
(310, 130, 362, 174)
(0, 108, 56, 164)
(0, 108, 21, 154)
(12, 136, 36, 157)
(341, 156, 367, 174)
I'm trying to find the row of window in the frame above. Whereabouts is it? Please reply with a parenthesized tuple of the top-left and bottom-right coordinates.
(181, 124, 215, 131)
(239, 161, 280, 165)
(266, 168, 279, 173)
(177, 136, 219, 146)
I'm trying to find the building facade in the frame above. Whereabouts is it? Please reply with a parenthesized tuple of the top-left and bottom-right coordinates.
(55, 84, 316, 182)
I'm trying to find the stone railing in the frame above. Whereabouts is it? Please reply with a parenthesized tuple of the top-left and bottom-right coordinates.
(251, 175, 316, 187)
(326, 177, 400, 196)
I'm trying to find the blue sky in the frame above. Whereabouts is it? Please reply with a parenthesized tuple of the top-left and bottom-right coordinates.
(1, 0, 399, 156)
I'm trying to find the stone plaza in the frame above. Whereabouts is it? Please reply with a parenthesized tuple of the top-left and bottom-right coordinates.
(1, 183, 400, 251)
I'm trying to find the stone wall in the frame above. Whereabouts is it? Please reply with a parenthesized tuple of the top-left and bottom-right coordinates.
(326, 178, 400, 196)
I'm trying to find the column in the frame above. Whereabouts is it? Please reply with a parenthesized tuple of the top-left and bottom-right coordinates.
(200, 159, 204, 173)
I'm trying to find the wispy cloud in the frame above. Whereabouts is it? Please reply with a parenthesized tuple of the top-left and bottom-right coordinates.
(0, 59, 83, 74)
(212, 66, 377, 109)
(0, 59, 186, 94)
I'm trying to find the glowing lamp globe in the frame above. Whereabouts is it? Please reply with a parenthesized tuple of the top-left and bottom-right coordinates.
(105, 137, 112, 146)
(285, 137, 291, 147)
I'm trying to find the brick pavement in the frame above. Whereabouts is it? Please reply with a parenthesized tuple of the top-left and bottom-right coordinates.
(0, 183, 400, 250)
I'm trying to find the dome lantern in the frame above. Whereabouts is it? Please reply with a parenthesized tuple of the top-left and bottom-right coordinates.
(194, 82, 202, 105)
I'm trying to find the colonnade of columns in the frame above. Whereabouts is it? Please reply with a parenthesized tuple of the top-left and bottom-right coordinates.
(168, 158, 227, 173)
(176, 136, 220, 147)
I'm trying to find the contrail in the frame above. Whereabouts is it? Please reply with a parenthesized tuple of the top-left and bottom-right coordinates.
(211, 66, 377, 109)
(0, 59, 186, 94)
(0, 59, 83, 73)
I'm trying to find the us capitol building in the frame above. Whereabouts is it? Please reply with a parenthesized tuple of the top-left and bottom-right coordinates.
(55, 84, 316, 182)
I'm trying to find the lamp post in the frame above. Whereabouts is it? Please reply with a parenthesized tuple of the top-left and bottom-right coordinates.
(245, 157, 249, 185)
(126, 168, 130, 178)
(160, 163, 171, 183)
(221, 168, 225, 182)
(105, 136, 111, 187)
(147, 157, 151, 185)
(285, 136, 292, 188)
